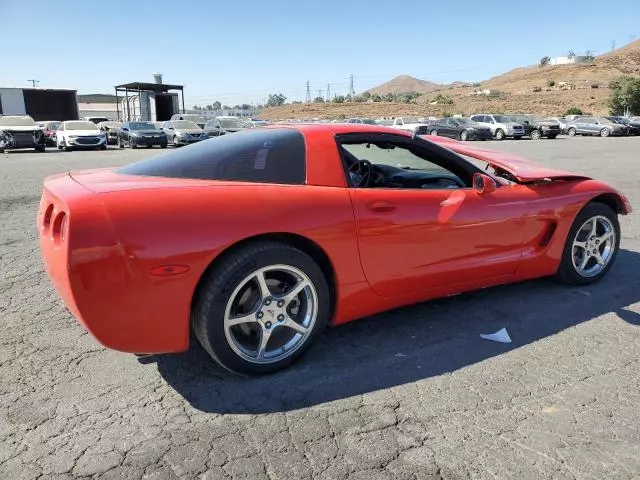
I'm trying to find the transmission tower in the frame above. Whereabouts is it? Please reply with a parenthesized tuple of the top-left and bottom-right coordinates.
(317, 89, 323, 100)
(326, 83, 331, 101)
(305, 81, 311, 103)
(349, 74, 355, 97)
(27, 79, 40, 88)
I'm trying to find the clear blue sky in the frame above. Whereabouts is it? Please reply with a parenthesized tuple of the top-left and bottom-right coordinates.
(2, 0, 638, 106)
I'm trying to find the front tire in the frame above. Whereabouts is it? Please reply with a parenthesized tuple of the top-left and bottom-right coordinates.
(556, 202, 620, 285)
(459, 130, 468, 141)
(600, 127, 611, 137)
(530, 129, 541, 140)
(567, 127, 576, 137)
(495, 129, 505, 140)
(430, 130, 438, 136)
(192, 241, 330, 375)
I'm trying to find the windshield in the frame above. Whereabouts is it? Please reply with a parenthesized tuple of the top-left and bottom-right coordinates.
(360, 118, 377, 125)
(454, 118, 471, 125)
(219, 118, 245, 128)
(597, 117, 615, 125)
(65, 121, 99, 130)
(87, 117, 109, 124)
(492, 115, 510, 123)
(173, 120, 200, 129)
(401, 117, 420, 124)
(0, 116, 36, 127)
(129, 122, 156, 130)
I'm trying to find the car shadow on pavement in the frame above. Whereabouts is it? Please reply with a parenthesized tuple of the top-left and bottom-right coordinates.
(151, 248, 640, 414)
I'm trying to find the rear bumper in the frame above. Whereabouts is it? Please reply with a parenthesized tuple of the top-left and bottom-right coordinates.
(38, 173, 189, 354)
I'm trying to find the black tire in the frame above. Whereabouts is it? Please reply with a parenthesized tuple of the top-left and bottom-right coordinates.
(100, 144, 107, 150)
(160, 143, 167, 149)
(459, 130, 468, 141)
(567, 127, 576, 137)
(35, 145, 45, 152)
(430, 130, 438, 136)
(495, 129, 505, 140)
(131, 140, 138, 149)
(118, 137, 124, 148)
(192, 241, 331, 375)
(556, 202, 620, 285)
(600, 127, 610, 137)
(530, 129, 541, 140)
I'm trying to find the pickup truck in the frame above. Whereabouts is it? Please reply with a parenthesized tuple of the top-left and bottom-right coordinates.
(390, 116, 431, 135)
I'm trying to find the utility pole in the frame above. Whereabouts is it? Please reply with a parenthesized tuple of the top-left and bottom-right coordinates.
(326, 83, 331, 102)
(349, 74, 355, 97)
(27, 79, 39, 88)
(611, 40, 615, 52)
(305, 81, 311, 104)
(317, 89, 323, 101)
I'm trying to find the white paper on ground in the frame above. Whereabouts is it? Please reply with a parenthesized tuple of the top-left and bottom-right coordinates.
(479, 327, 512, 343)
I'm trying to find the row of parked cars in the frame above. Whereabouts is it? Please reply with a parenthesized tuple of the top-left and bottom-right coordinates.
(339, 114, 640, 141)
(0, 114, 271, 153)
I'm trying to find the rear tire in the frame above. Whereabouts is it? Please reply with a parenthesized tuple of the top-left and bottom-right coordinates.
(430, 130, 438, 136)
(459, 130, 468, 141)
(600, 127, 610, 137)
(530, 129, 541, 140)
(556, 202, 620, 285)
(192, 241, 330, 375)
(118, 137, 124, 148)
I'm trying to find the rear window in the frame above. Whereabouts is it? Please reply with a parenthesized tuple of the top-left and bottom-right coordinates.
(118, 128, 306, 184)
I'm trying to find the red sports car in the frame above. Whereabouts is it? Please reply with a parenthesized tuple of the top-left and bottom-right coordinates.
(38, 124, 632, 375)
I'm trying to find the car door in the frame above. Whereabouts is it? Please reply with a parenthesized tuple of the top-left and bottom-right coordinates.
(575, 117, 591, 134)
(162, 122, 175, 141)
(445, 118, 460, 138)
(340, 133, 525, 297)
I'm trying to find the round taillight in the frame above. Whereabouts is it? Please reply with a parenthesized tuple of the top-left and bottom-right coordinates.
(51, 211, 67, 244)
(42, 204, 54, 231)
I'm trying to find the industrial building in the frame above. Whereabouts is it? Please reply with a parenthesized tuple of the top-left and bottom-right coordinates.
(0, 88, 79, 121)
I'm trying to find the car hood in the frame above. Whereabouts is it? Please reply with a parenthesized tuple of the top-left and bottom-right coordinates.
(176, 128, 205, 134)
(0, 125, 40, 132)
(130, 129, 165, 135)
(66, 129, 102, 136)
(423, 136, 592, 183)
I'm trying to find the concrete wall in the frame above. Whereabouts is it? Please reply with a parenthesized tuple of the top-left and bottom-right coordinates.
(0, 88, 26, 115)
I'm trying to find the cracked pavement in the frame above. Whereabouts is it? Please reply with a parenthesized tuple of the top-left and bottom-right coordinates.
(1, 137, 639, 479)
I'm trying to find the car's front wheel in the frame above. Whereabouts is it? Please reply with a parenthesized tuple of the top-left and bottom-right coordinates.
(530, 129, 541, 140)
(495, 129, 505, 140)
(556, 202, 620, 285)
(430, 130, 438, 136)
(459, 130, 468, 141)
(567, 127, 577, 137)
(192, 241, 330, 375)
(600, 127, 611, 137)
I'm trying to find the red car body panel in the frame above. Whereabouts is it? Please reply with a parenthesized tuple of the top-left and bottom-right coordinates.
(38, 125, 630, 354)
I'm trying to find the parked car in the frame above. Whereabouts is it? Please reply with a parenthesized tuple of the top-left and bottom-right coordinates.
(41, 121, 61, 146)
(468, 114, 525, 140)
(117, 121, 168, 149)
(390, 116, 431, 134)
(607, 116, 640, 136)
(346, 117, 377, 125)
(204, 116, 248, 137)
(504, 115, 562, 139)
(427, 117, 492, 141)
(56, 120, 108, 151)
(161, 120, 208, 146)
(170, 114, 206, 129)
(97, 121, 122, 145)
(37, 125, 631, 375)
(546, 116, 569, 133)
(566, 116, 629, 137)
(0, 115, 46, 153)
(244, 120, 270, 128)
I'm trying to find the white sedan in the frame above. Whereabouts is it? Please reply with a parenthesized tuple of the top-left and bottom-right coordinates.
(56, 120, 107, 151)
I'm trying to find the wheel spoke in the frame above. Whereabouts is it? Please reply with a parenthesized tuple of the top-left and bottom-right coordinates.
(573, 241, 586, 250)
(282, 317, 308, 335)
(598, 231, 613, 243)
(254, 271, 271, 300)
(256, 328, 272, 359)
(227, 313, 257, 327)
(593, 251, 605, 265)
(588, 218, 597, 237)
(579, 254, 590, 270)
(283, 279, 310, 304)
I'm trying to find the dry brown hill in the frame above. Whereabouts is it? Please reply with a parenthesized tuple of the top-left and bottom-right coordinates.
(365, 75, 441, 94)
(260, 40, 640, 120)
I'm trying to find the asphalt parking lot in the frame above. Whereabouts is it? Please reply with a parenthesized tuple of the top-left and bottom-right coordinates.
(1, 136, 639, 480)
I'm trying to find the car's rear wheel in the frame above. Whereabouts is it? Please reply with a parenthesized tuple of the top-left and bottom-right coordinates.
(556, 202, 620, 285)
(600, 127, 611, 137)
(495, 129, 505, 140)
(567, 127, 577, 137)
(430, 130, 438, 136)
(530, 129, 541, 140)
(459, 130, 468, 141)
(192, 241, 330, 375)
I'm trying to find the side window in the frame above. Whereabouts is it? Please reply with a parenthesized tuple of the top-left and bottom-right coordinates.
(470, 115, 480, 122)
(338, 136, 473, 189)
(396, 119, 403, 126)
(118, 129, 306, 185)
(447, 119, 457, 126)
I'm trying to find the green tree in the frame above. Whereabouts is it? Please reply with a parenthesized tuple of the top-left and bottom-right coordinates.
(240, 104, 251, 110)
(223, 105, 231, 109)
(371, 93, 382, 102)
(192, 105, 201, 110)
(266, 93, 286, 107)
(361, 91, 371, 100)
(547, 80, 555, 87)
(205, 105, 213, 111)
(333, 95, 345, 103)
(212, 101, 222, 110)
(313, 96, 324, 103)
(441, 111, 453, 117)
(434, 94, 454, 105)
(565, 107, 583, 116)
(539, 56, 550, 67)
(608, 76, 640, 115)
(384, 92, 396, 102)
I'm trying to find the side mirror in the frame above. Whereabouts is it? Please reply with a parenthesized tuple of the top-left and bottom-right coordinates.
(473, 173, 497, 194)
(121, 127, 129, 131)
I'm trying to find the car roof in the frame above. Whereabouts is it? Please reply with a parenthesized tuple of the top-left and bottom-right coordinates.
(266, 123, 413, 137)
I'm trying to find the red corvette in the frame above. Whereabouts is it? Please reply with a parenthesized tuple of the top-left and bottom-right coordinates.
(38, 124, 631, 375)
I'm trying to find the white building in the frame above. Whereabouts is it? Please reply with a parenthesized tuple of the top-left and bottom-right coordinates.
(549, 56, 591, 66)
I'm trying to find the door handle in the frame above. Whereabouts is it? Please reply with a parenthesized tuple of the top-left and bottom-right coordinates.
(366, 200, 396, 213)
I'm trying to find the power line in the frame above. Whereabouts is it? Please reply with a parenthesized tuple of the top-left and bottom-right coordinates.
(305, 80, 311, 103)
(27, 79, 39, 88)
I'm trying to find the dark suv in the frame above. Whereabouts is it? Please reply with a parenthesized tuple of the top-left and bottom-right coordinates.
(505, 115, 561, 139)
